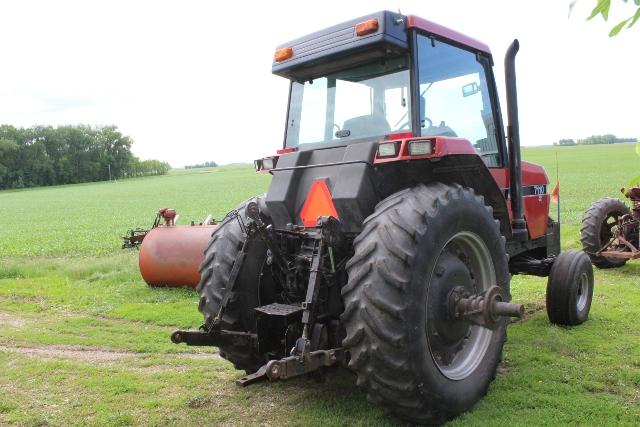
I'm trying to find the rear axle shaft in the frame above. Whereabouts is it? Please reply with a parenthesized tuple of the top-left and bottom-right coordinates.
(451, 285, 523, 328)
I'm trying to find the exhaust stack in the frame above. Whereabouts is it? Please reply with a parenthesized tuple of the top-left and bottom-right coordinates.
(504, 39, 528, 240)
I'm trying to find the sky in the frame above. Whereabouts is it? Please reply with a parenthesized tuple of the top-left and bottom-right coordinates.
(0, 1, 638, 167)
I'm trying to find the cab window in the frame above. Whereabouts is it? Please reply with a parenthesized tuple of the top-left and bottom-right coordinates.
(416, 35, 502, 167)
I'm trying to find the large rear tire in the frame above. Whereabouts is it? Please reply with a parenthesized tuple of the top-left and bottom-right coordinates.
(341, 183, 510, 424)
(580, 198, 630, 268)
(197, 197, 268, 372)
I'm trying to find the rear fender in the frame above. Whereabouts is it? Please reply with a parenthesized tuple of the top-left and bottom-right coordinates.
(374, 154, 512, 238)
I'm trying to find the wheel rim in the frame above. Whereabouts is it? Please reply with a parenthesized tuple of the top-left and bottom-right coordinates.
(600, 212, 621, 244)
(576, 272, 589, 312)
(426, 231, 495, 381)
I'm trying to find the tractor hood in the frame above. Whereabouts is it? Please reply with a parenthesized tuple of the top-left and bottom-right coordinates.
(264, 141, 379, 233)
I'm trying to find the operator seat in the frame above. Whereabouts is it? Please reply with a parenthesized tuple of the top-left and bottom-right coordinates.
(342, 114, 391, 139)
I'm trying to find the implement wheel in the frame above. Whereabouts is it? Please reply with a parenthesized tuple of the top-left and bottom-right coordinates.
(341, 183, 510, 424)
(580, 198, 630, 268)
(546, 250, 594, 326)
(197, 197, 269, 372)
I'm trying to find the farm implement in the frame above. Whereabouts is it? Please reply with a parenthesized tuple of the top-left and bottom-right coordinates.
(123, 208, 216, 288)
(582, 186, 640, 267)
(166, 11, 594, 423)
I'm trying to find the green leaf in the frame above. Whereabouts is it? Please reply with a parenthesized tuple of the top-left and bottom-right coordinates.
(588, 0, 612, 21)
(629, 175, 640, 187)
(610, 18, 630, 36)
(628, 8, 640, 27)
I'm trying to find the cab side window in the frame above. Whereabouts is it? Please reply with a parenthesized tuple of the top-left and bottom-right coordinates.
(417, 35, 502, 167)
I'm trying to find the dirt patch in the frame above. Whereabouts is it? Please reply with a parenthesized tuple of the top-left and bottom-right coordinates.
(187, 396, 215, 408)
(514, 300, 546, 323)
(1, 344, 220, 367)
(0, 312, 27, 328)
(2, 345, 138, 363)
(497, 361, 511, 374)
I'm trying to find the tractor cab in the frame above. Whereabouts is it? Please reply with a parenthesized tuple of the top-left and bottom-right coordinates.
(273, 11, 505, 168)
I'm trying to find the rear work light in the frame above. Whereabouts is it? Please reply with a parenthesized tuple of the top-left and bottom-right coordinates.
(262, 158, 276, 170)
(355, 19, 378, 36)
(254, 156, 278, 172)
(274, 47, 293, 62)
(377, 142, 398, 158)
(408, 139, 433, 156)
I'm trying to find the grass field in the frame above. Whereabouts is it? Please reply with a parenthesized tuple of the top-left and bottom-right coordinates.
(1, 145, 639, 426)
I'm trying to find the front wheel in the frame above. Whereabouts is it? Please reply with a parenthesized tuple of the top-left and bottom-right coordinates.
(546, 250, 594, 326)
(341, 183, 510, 424)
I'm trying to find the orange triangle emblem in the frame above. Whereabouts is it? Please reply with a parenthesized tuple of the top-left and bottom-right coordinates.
(300, 180, 339, 227)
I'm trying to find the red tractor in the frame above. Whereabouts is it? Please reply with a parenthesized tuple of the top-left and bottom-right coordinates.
(171, 11, 594, 423)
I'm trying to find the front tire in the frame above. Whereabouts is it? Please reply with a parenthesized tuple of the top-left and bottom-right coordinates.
(341, 183, 510, 424)
(546, 250, 594, 326)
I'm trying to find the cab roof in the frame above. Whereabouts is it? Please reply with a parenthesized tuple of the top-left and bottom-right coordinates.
(271, 11, 491, 80)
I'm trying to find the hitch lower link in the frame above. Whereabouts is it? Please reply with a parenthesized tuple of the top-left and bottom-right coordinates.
(236, 348, 343, 387)
(450, 285, 524, 328)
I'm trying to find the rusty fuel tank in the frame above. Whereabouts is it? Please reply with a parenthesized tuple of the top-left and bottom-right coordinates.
(138, 224, 217, 288)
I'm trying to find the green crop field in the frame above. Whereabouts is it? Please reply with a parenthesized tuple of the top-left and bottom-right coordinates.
(1, 145, 639, 426)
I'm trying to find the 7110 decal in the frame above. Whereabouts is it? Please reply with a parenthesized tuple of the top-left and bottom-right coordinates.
(533, 185, 546, 195)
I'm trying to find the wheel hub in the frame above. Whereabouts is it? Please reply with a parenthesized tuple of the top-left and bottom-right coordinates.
(576, 272, 589, 312)
(426, 232, 496, 381)
(429, 252, 473, 344)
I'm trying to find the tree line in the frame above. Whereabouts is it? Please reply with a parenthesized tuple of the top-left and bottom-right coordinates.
(555, 134, 638, 146)
(0, 124, 171, 190)
(185, 161, 218, 169)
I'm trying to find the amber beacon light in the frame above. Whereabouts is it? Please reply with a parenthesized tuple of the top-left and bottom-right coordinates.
(355, 19, 378, 36)
(274, 47, 293, 62)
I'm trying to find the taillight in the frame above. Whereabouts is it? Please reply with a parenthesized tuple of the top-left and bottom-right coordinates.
(387, 132, 413, 140)
(276, 147, 297, 155)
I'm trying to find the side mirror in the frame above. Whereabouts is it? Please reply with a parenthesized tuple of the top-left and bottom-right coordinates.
(462, 82, 479, 98)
